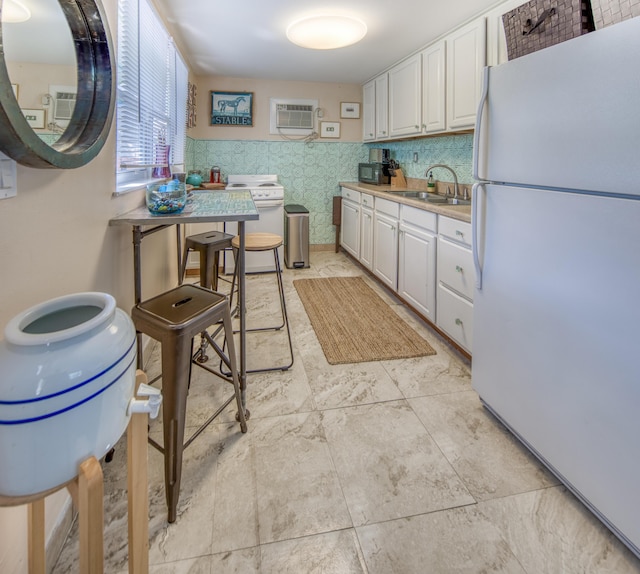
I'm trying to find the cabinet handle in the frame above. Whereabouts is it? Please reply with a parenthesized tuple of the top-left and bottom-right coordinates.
(455, 230, 464, 238)
(455, 318, 463, 326)
(455, 265, 463, 273)
(415, 125, 419, 130)
(422, 124, 426, 130)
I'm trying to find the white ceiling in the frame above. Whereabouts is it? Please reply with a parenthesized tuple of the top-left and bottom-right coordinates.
(3, 0, 502, 83)
(154, 0, 502, 83)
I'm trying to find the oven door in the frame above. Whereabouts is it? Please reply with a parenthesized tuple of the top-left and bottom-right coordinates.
(224, 199, 285, 274)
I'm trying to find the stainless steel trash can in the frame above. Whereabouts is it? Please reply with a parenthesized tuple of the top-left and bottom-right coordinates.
(284, 204, 310, 269)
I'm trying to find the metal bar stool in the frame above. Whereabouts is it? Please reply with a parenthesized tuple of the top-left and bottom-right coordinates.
(227, 232, 294, 373)
(131, 284, 247, 523)
(179, 230, 234, 291)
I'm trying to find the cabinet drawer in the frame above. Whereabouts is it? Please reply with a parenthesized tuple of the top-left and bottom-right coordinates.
(361, 193, 374, 209)
(342, 188, 361, 204)
(401, 205, 437, 232)
(439, 216, 472, 247)
(375, 197, 400, 218)
(437, 285, 474, 353)
(438, 238, 475, 301)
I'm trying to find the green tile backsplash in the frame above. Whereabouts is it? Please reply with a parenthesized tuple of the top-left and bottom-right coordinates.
(186, 135, 473, 245)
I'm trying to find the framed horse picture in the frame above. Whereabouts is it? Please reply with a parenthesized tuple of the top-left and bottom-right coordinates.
(210, 91, 254, 126)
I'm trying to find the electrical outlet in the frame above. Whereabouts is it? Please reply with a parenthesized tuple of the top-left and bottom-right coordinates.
(413, 152, 418, 162)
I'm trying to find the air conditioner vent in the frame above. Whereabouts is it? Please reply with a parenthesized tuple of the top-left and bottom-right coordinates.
(269, 98, 318, 135)
(275, 104, 314, 130)
(53, 91, 76, 121)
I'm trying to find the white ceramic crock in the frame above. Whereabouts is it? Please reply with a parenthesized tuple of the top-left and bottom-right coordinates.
(0, 292, 137, 497)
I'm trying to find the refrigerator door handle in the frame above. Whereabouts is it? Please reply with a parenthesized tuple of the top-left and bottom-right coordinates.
(472, 183, 484, 290)
(473, 67, 490, 181)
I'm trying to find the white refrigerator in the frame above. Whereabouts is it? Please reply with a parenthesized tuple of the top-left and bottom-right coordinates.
(472, 17, 640, 557)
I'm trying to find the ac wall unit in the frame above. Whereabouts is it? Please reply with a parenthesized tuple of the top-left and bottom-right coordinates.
(276, 103, 313, 129)
(53, 91, 76, 121)
(269, 98, 318, 135)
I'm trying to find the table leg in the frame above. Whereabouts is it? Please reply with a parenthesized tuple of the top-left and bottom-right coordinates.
(133, 226, 144, 369)
(238, 221, 247, 410)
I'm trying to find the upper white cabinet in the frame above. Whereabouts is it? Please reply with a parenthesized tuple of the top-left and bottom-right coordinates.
(363, 74, 389, 141)
(362, 14, 486, 141)
(486, 0, 527, 66)
(421, 40, 446, 134)
(446, 16, 487, 131)
(374, 74, 389, 140)
(389, 54, 422, 138)
(362, 80, 376, 141)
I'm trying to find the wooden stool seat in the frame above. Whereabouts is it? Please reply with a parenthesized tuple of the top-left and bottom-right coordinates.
(227, 232, 293, 374)
(232, 232, 283, 251)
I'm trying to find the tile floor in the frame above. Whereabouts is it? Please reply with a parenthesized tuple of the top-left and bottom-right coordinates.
(53, 251, 640, 573)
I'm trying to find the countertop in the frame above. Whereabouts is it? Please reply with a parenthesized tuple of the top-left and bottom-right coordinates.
(109, 189, 259, 226)
(339, 182, 472, 224)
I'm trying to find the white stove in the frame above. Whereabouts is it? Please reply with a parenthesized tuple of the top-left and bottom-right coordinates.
(224, 175, 285, 273)
(226, 174, 284, 202)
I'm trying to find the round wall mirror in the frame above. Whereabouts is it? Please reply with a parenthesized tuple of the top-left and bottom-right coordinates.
(0, 0, 115, 169)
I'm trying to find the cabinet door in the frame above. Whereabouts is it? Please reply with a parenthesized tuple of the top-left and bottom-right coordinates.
(446, 17, 486, 130)
(422, 41, 446, 134)
(363, 80, 376, 141)
(360, 206, 374, 270)
(389, 54, 422, 138)
(437, 285, 474, 353)
(341, 200, 360, 259)
(373, 211, 398, 290)
(375, 73, 389, 140)
(399, 224, 437, 321)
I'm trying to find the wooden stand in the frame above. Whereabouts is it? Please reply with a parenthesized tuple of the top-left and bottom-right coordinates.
(390, 169, 407, 188)
(0, 370, 151, 574)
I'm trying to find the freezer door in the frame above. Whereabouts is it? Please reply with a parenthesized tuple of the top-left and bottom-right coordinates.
(472, 184, 640, 555)
(474, 17, 640, 196)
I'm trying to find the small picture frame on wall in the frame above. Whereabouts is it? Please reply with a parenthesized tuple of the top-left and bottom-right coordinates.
(340, 102, 360, 119)
(210, 91, 253, 126)
(320, 121, 341, 138)
(21, 108, 45, 129)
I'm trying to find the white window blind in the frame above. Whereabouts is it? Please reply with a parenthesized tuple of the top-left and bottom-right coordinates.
(116, 0, 187, 192)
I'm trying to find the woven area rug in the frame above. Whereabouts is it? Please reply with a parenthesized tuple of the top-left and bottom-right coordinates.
(293, 276, 436, 365)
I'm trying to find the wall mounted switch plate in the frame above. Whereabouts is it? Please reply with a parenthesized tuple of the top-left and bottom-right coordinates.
(0, 151, 17, 199)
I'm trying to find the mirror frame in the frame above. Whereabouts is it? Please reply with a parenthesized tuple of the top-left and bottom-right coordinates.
(0, 0, 115, 169)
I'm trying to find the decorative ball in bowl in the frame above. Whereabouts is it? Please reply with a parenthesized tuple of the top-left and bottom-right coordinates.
(146, 181, 187, 215)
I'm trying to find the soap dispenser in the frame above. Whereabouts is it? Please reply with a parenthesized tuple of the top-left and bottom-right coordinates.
(427, 171, 435, 193)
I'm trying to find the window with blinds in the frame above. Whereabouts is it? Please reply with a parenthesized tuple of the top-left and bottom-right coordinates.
(116, 0, 188, 193)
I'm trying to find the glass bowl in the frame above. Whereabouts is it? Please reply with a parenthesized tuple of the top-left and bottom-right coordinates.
(146, 181, 187, 215)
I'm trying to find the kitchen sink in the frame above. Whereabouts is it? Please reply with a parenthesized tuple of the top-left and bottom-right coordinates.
(390, 191, 471, 206)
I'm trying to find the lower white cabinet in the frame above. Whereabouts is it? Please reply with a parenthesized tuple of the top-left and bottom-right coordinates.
(398, 206, 437, 322)
(437, 216, 475, 353)
(373, 198, 399, 290)
(360, 194, 374, 270)
(340, 188, 361, 259)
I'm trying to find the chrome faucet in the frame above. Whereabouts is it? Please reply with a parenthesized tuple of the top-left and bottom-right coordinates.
(425, 164, 459, 199)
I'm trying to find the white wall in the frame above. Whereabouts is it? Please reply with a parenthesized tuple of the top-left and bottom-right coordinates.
(190, 76, 363, 142)
(0, 0, 178, 571)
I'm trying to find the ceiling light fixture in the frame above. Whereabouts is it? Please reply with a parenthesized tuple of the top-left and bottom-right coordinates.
(286, 15, 367, 50)
(2, 0, 32, 23)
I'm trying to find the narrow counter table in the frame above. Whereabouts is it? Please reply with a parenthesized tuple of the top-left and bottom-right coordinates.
(109, 190, 259, 408)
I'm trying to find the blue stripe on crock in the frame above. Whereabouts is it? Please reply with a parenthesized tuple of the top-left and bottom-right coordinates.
(0, 336, 136, 405)
(0, 352, 137, 425)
